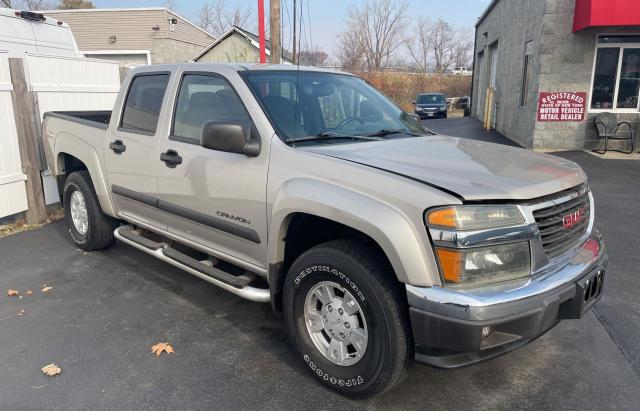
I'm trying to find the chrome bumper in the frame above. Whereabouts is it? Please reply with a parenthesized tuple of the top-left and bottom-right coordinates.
(407, 229, 607, 367)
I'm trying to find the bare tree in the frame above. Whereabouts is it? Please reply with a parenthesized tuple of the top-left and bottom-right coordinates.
(404, 16, 431, 73)
(195, 1, 254, 38)
(57, 0, 95, 9)
(453, 28, 473, 68)
(335, 28, 365, 72)
(429, 19, 472, 73)
(0, 0, 13, 8)
(22, 0, 54, 10)
(298, 47, 328, 67)
(341, 0, 407, 71)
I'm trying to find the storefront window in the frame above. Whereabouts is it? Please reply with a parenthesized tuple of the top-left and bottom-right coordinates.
(617, 49, 640, 109)
(591, 36, 640, 111)
(591, 48, 619, 109)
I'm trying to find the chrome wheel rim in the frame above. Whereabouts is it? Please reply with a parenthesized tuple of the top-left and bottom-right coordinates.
(304, 281, 368, 366)
(69, 190, 88, 235)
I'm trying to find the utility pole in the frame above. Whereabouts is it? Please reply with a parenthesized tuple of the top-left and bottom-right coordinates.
(258, 0, 266, 63)
(292, 0, 297, 64)
(270, 0, 281, 64)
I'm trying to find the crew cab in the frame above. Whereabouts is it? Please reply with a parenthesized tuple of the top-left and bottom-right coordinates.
(43, 63, 607, 398)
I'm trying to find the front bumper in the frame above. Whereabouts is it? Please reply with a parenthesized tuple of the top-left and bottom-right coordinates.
(407, 229, 607, 368)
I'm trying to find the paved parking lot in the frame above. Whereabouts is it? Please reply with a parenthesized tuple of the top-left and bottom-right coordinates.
(1, 119, 639, 409)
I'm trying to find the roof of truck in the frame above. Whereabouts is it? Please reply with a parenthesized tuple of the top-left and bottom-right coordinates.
(129, 62, 350, 76)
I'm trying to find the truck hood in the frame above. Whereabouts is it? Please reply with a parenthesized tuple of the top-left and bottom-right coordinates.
(303, 136, 586, 201)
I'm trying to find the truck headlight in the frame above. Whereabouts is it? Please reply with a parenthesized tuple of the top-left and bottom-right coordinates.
(435, 242, 531, 286)
(426, 206, 531, 286)
(426, 205, 524, 231)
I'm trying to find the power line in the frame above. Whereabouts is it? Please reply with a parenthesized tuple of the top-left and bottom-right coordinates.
(305, 0, 313, 52)
(282, 0, 292, 61)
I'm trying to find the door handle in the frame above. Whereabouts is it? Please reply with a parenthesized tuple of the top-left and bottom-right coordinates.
(160, 150, 182, 168)
(109, 140, 127, 154)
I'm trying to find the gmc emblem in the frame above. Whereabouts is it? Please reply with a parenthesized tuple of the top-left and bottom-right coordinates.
(563, 208, 585, 229)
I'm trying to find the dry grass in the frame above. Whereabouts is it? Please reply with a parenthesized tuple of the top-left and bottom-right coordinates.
(358, 71, 472, 112)
(0, 206, 64, 239)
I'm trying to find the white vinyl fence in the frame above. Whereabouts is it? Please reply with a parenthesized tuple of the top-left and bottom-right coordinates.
(0, 52, 28, 218)
(0, 54, 122, 219)
(23, 53, 121, 205)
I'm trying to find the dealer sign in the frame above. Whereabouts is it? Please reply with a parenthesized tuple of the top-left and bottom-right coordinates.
(537, 92, 587, 122)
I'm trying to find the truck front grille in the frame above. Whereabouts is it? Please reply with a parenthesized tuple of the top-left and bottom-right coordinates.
(532, 187, 591, 259)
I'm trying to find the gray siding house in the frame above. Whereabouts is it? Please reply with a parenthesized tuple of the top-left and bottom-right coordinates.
(193, 26, 292, 64)
(40, 8, 215, 66)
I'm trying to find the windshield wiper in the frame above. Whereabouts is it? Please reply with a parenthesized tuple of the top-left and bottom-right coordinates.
(287, 132, 384, 144)
(366, 128, 420, 137)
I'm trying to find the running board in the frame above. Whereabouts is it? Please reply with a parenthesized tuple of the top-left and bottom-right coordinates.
(114, 226, 270, 303)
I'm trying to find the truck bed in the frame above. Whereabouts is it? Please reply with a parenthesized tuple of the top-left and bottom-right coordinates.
(44, 110, 112, 130)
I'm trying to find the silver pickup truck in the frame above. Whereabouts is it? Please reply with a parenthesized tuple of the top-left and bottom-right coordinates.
(43, 63, 607, 398)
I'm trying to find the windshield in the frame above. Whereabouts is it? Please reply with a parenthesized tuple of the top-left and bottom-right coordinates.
(418, 94, 445, 104)
(241, 71, 429, 144)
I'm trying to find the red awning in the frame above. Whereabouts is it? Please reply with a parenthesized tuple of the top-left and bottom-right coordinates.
(574, 0, 640, 32)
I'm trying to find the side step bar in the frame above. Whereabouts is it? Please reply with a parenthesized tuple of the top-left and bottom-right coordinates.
(114, 226, 270, 303)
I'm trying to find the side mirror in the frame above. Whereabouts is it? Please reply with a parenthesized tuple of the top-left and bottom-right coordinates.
(200, 121, 260, 157)
(412, 101, 416, 105)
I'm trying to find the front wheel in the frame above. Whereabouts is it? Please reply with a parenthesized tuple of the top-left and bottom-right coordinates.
(283, 240, 413, 398)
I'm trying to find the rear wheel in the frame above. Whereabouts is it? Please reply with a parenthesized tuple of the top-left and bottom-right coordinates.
(283, 240, 413, 398)
(63, 171, 118, 251)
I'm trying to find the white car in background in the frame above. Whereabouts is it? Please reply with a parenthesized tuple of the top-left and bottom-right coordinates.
(452, 66, 473, 76)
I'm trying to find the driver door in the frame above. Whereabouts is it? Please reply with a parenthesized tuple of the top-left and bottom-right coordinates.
(156, 71, 268, 268)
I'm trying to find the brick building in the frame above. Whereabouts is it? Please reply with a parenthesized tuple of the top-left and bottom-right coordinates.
(472, 0, 640, 151)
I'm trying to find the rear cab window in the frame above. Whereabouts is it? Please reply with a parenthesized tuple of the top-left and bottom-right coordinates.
(120, 74, 170, 135)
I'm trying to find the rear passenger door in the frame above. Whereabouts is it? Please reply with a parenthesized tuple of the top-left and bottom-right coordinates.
(156, 71, 268, 269)
(105, 72, 171, 230)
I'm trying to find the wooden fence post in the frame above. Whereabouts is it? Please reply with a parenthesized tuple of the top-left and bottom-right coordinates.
(9, 58, 47, 225)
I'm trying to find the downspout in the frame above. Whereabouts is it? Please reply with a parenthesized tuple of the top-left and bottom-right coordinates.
(469, 22, 478, 117)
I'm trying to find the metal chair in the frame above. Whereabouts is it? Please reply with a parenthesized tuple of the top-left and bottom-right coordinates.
(593, 112, 635, 154)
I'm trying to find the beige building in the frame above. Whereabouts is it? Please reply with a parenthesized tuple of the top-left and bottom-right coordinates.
(40, 8, 215, 66)
(193, 26, 292, 64)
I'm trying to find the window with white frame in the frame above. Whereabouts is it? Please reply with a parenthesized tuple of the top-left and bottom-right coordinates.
(520, 41, 533, 107)
(591, 35, 640, 111)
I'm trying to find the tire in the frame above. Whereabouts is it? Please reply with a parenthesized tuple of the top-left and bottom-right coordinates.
(62, 171, 118, 251)
(283, 240, 413, 398)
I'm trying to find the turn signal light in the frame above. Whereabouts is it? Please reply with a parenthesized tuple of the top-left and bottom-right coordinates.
(436, 248, 464, 283)
(427, 208, 458, 229)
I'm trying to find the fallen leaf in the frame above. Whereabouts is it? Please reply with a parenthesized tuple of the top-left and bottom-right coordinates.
(41, 286, 53, 293)
(26, 290, 33, 295)
(151, 342, 175, 357)
(7, 289, 19, 296)
(41, 364, 61, 377)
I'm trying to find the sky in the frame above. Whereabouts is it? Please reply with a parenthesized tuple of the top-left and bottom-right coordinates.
(91, 0, 492, 59)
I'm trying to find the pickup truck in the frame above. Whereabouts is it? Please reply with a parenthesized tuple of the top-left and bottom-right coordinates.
(43, 63, 607, 398)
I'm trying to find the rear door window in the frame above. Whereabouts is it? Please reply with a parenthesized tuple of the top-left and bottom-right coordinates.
(120, 74, 170, 134)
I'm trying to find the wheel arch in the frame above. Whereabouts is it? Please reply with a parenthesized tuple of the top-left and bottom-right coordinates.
(54, 137, 115, 217)
(268, 178, 434, 313)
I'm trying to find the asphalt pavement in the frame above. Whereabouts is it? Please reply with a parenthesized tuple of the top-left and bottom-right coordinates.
(0, 118, 638, 410)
